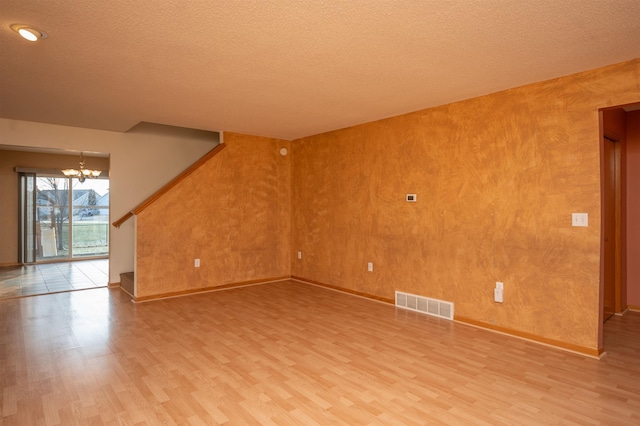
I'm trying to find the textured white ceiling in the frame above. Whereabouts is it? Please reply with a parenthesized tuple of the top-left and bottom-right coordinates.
(1, 1, 639, 140)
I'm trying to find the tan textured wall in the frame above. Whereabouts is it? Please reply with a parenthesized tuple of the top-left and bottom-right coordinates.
(291, 59, 640, 351)
(136, 133, 291, 298)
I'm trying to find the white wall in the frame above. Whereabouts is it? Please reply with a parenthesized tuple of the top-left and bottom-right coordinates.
(0, 118, 219, 283)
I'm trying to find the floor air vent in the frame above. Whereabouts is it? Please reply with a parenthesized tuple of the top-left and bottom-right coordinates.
(395, 291, 454, 320)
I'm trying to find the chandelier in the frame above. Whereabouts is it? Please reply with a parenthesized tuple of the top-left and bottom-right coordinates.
(62, 152, 102, 183)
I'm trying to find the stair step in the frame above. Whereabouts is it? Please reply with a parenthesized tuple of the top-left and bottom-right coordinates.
(120, 272, 134, 295)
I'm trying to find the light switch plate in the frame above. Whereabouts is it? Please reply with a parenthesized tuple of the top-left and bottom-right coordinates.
(572, 213, 588, 227)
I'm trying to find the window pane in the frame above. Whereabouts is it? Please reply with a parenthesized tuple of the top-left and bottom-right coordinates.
(71, 178, 109, 258)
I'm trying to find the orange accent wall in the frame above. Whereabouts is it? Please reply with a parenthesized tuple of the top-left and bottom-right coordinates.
(291, 59, 640, 351)
(133, 59, 639, 352)
(135, 133, 291, 299)
(627, 111, 640, 306)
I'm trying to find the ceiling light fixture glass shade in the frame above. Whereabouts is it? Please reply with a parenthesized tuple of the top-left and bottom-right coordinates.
(10, 24, 48, 41)
(62, 152, 102, 183)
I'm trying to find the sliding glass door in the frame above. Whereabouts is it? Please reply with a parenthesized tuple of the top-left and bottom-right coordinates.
(19, 173, 109, 263)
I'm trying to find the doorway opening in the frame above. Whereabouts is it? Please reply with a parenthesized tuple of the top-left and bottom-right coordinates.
(599, 103, 640, 350)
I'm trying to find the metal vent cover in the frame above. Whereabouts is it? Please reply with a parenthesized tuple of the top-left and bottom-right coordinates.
(395, 291, 454, 320)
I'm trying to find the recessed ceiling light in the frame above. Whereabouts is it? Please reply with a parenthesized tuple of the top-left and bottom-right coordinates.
(10, 24, 48, 42)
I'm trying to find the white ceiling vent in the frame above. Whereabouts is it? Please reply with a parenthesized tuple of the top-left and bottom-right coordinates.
(395, 291, 454, 321)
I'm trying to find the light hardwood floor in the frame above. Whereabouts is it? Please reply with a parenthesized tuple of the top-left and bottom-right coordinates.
(1, 281, 638, 425)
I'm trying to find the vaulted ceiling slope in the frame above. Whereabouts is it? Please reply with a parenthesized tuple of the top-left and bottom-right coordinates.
(1, 1, 639, 140)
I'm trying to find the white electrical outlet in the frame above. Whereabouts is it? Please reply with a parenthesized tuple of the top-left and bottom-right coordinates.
(194, 259, 200, 267)
(297, 251, 302, 259)
(367, 262, 373, 272)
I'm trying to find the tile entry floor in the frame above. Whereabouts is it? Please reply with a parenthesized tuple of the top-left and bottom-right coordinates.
(0, 259, 108, 299)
